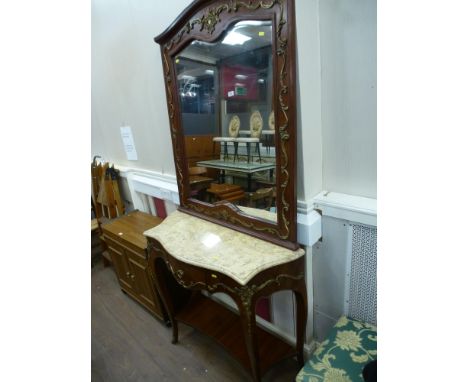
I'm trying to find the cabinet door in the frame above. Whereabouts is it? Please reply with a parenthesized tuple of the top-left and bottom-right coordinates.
(107, 244, 133, 291)
(127, 257, 159, 311)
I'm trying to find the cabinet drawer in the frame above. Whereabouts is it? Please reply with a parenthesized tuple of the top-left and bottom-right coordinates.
(102, 232, 147, 256)
(165, 256, 207, 289)
(125, 246, 147, 267)
(102, 234, 123, 251)
(103, 234, 147, 265)
(204, 270, 234, 293)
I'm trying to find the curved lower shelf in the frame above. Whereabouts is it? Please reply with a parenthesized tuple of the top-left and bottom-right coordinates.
(175, 293, 297, 377)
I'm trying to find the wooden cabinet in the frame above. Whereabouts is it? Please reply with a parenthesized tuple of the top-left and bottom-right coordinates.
(101, 211, 167, 321)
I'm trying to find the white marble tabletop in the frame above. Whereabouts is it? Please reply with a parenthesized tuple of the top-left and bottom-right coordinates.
(144, 210, 304, 285)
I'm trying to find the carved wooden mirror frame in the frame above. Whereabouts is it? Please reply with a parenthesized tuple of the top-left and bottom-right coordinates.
(155, 0, 298, 250)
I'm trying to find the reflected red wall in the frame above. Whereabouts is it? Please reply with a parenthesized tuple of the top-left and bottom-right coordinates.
(221, 65, 258, 100)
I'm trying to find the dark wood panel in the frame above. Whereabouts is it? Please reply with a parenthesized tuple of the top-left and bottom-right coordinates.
(185, 135, 220, 178)
(107, 245, 132, 290)
(127, 257, 164, 318)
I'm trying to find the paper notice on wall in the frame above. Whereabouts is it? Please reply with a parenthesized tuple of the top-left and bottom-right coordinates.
(120, 126, 138, 161)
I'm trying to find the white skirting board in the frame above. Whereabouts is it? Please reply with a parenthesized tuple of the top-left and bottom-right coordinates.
(312, 191, 377, 227)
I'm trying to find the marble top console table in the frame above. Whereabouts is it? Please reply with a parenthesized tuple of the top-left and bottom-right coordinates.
(144, 211, 307, 382)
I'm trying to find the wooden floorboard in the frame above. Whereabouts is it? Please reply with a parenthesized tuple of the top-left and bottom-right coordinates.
(92, 261, 300, 382)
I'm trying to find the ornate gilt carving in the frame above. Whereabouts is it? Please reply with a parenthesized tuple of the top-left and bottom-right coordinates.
(208, 273, 304, 335)
(147, 239, 155, 254)
(163, 258, 303, 334)
(162, 53, 186, 198)
(275, 1, 291, 238)
(198, 7, 223, 33)
(147, 262, 156, 282)
(165, 260, 208, 289)
(186, 203, 282, 236)
(152, 240, 303, 335)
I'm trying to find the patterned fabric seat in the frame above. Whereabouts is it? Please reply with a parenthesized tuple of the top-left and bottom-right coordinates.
(296, 316, 377, 382)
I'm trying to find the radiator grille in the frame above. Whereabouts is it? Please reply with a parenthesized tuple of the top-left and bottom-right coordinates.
(348, 224, 377, 325)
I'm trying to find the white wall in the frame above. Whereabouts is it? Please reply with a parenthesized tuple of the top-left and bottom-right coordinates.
(319, 0, 377, 198)
(92, 0, 193, 174)
(296, 0, 323, 201)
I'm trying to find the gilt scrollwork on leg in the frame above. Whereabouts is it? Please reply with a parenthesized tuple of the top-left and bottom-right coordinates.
(206, 273, 304, 381)
(236, 291, 261, 382)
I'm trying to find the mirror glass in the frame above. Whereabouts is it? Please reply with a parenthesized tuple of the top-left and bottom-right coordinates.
(175, 20, 277, 222)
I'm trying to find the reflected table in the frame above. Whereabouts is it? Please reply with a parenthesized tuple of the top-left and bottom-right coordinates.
(206, 183, 245, 203)
(197, 159, 275, 192)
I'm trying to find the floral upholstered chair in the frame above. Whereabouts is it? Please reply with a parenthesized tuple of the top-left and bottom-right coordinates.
(296, 316, 377, 382)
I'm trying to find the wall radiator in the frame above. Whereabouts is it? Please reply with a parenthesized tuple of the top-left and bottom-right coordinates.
(345, 224, 377, 325)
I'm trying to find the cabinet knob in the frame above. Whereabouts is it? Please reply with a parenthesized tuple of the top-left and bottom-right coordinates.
(126, 271, 131, 277)
(130, 274, 135, 279)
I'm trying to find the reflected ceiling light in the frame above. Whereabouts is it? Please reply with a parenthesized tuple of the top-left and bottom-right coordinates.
(235, 20, 267, 26)
(222, 31, 251, 45)
(258, 79, 265, 83)
(180, 91, 197, 98)
(192, 40, 212, 46)
(201, 233, 221, 249)
(235, 74, 248, 80)
(205, 69, 214, 75)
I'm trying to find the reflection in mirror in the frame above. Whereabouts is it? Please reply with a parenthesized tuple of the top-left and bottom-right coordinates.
(175, 20, 277, 223)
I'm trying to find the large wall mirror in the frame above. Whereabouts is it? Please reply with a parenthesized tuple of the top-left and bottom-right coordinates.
(155, 0, 298, 249)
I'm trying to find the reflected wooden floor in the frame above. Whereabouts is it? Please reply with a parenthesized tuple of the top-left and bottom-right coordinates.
(91, 261, 299, 382)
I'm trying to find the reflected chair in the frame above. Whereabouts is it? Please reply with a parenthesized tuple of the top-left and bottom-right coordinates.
(235, 110, 263, 163)
(246, 187, 274, 209)
(188, 166, 213, 200)
(212, 137, 235, 161)
(263, 110, 275, 155)
(262, 130, 275, 155)
(212, 115, 240, 161)
(189, 166, 208, 176)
